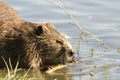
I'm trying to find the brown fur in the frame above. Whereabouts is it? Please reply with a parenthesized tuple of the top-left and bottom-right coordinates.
(0, 1, 74, 69)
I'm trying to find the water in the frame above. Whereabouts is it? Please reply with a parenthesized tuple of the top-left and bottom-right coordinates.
(2, 0, 120, 80)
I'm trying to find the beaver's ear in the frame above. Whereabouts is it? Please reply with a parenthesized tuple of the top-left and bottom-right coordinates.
(35, 26, 43, 35)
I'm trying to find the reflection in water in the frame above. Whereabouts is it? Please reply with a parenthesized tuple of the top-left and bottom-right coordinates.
(0, 67, 73, 80)
(0, 60, 120, 80)
(28, 67, 73, 80)
(101, 65, 111, 80)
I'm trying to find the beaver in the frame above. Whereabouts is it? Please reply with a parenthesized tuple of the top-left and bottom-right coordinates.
(0, 1, 75, 70)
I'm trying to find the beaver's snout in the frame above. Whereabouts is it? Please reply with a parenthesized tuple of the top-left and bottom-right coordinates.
(66, 50, 75, 63)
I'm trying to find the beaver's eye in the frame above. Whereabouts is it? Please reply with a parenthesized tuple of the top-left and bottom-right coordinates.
(56, 40, 64, 44)
(35, 26, 43, 36)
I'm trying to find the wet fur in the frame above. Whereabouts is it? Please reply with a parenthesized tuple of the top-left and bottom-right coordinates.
(0, 1, 74, 69)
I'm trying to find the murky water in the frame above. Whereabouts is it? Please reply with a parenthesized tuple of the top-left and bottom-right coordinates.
(1, 0, 120, 80)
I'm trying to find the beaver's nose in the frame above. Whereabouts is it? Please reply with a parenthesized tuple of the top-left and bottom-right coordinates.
(69, 51, 74, 56)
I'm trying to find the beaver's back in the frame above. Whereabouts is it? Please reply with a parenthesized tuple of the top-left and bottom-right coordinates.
(0, 1, 24, 38)
(0, 1, 23, 28)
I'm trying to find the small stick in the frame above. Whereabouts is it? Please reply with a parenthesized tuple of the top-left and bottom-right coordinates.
(45, 64, 67, 74)
(44, 60, 77, 73)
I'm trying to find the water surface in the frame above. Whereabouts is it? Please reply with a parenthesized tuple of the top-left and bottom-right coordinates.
(2, 0, 120, 80)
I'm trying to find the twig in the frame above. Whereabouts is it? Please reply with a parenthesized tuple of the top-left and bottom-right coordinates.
(45, 64, 67, 74)
(46, 0, 109, 49)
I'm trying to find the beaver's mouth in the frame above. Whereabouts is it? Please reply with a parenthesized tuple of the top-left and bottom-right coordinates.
(40, 59, 76, 73)
(39, 51, 75, 73)
(41, 51, 75, 72)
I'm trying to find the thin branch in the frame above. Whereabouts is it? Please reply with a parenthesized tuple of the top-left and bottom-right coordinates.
(46, 0, 109, 49)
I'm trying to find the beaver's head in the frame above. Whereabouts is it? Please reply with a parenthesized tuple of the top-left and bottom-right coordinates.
(24, 22, 74, 68)
(0, 22, 74, 69)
